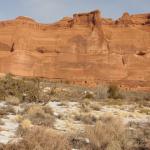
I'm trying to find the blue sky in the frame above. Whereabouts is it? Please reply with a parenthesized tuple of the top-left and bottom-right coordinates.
(0, 0, 149, 23)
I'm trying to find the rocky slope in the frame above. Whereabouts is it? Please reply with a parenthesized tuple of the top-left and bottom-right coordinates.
(0, 10, 150, 90)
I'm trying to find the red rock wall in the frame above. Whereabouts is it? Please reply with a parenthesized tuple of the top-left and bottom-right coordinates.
(0, 10, 150, 90)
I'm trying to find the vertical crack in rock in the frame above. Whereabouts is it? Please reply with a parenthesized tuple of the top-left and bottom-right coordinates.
(10, 43, 15, 52)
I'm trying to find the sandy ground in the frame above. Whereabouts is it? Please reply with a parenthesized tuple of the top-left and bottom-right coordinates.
(0, 100, 150, 144)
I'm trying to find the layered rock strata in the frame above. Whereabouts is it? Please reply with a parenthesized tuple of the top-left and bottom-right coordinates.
(0, 10, 150, 90)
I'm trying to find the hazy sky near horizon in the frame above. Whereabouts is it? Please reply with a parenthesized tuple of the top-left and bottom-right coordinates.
(0, 0, 149, 23)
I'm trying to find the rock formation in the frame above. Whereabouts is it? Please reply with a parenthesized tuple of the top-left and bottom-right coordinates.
(0, 10, 150, 90)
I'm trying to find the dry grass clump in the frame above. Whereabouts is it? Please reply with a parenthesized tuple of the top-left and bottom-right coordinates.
(58, 101, 68, 106)
(5, 105, 16, 114)
(0, 105, 15, 116)
(127, 121, 150, 150)
(83, 91, 94, 99)
(15, 115, 24, 123)
(2, 127, 71, 150)
(85, 116, 131, 150)
(20, 119, 32, 129)
(0, 108, 7, 116)
(82, 99, 91, 106)
(5, 96, 20, 105)
(24, 104, 54, 127)
(138, 108, 150, 115)
(80, 99, 91, 113)
(43, 105, 54, 115)
(122, 90, 150, 102)
(74, 113, 97, 124)
(49, 86, 57, 95)
(80, 101, 100, 112)
(16, 119, 33, 136)
(80, 103, 90, 113)
(90, 103, 101, 111)
(96, 84, 150, 102)
(40, 87, 57, 102)
(0, 119, 4, 125)
(0, 74, 40, 102)
(108, 85, 123, 99)
(26, 104, 44, 115)
(104, 99, 124, 106)
(95, 84, 109, 99)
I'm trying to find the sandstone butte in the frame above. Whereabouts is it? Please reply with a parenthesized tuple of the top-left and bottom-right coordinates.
(0, 10, 150, 91)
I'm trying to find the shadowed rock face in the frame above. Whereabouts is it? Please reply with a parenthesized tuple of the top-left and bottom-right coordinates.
(0, 10, 150, 90)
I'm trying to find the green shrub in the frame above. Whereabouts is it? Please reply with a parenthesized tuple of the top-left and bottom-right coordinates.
(0, 74, 39, 102)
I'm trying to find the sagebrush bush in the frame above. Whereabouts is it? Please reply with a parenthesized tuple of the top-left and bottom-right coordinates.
(0, 105, 15, 116)
(0, 74, 39, 102)
(83, 91, 94, 99)
(120, 90, 150, 101)
(25, 104, 54, 127)
(85, 116, 131, 150)
(2, 127, 71, 150)
(108, 85, 122, 99)
(74, 113, 97, 124)
(5, 95, 20, 105)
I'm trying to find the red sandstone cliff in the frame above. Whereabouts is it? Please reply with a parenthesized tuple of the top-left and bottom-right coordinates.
(0, 10, 150, 90)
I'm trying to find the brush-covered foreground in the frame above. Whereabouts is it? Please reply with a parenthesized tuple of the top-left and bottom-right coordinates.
(0, 74, 150, 150)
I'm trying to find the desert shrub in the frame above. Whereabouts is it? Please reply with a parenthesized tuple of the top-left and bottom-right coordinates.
(50, 87, 56, 95)
(0, 74, 40, 102)
(5, 96, 20, 105)
(25, 105, 54, 127)
(15, 115, 24, 123)
(0, 108, 7, 116)
(90, 103, 101, 111)
(81, 99, 91, 106)
(0, 105, 15, 116)
(74, 113, 97, 124)
(83, 91, 94, 99)
(2, 127, 71, 150)
(21, 119, 32, 129)
(0, 83, 6, 100)
(80, 102, 91, 113)
(69, 134, 92, 150)
(80, 99, 100, 113)
(128, 121, 150, 150)
(139, 108, 150, 115)
(108, 85, 122, 99)
(43, 105, 54, 115)
(0, 74, 24, 99)
(16, 119, 33, 136)
(85, 117, 131, 150)
(5, 105, 16, 114)
(104, 99, 124, 106)
(22, 81, 39, 102)
(120, 90, 150, 102)
(95, 84, 150, 102)
(95, 84, 109, 99)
